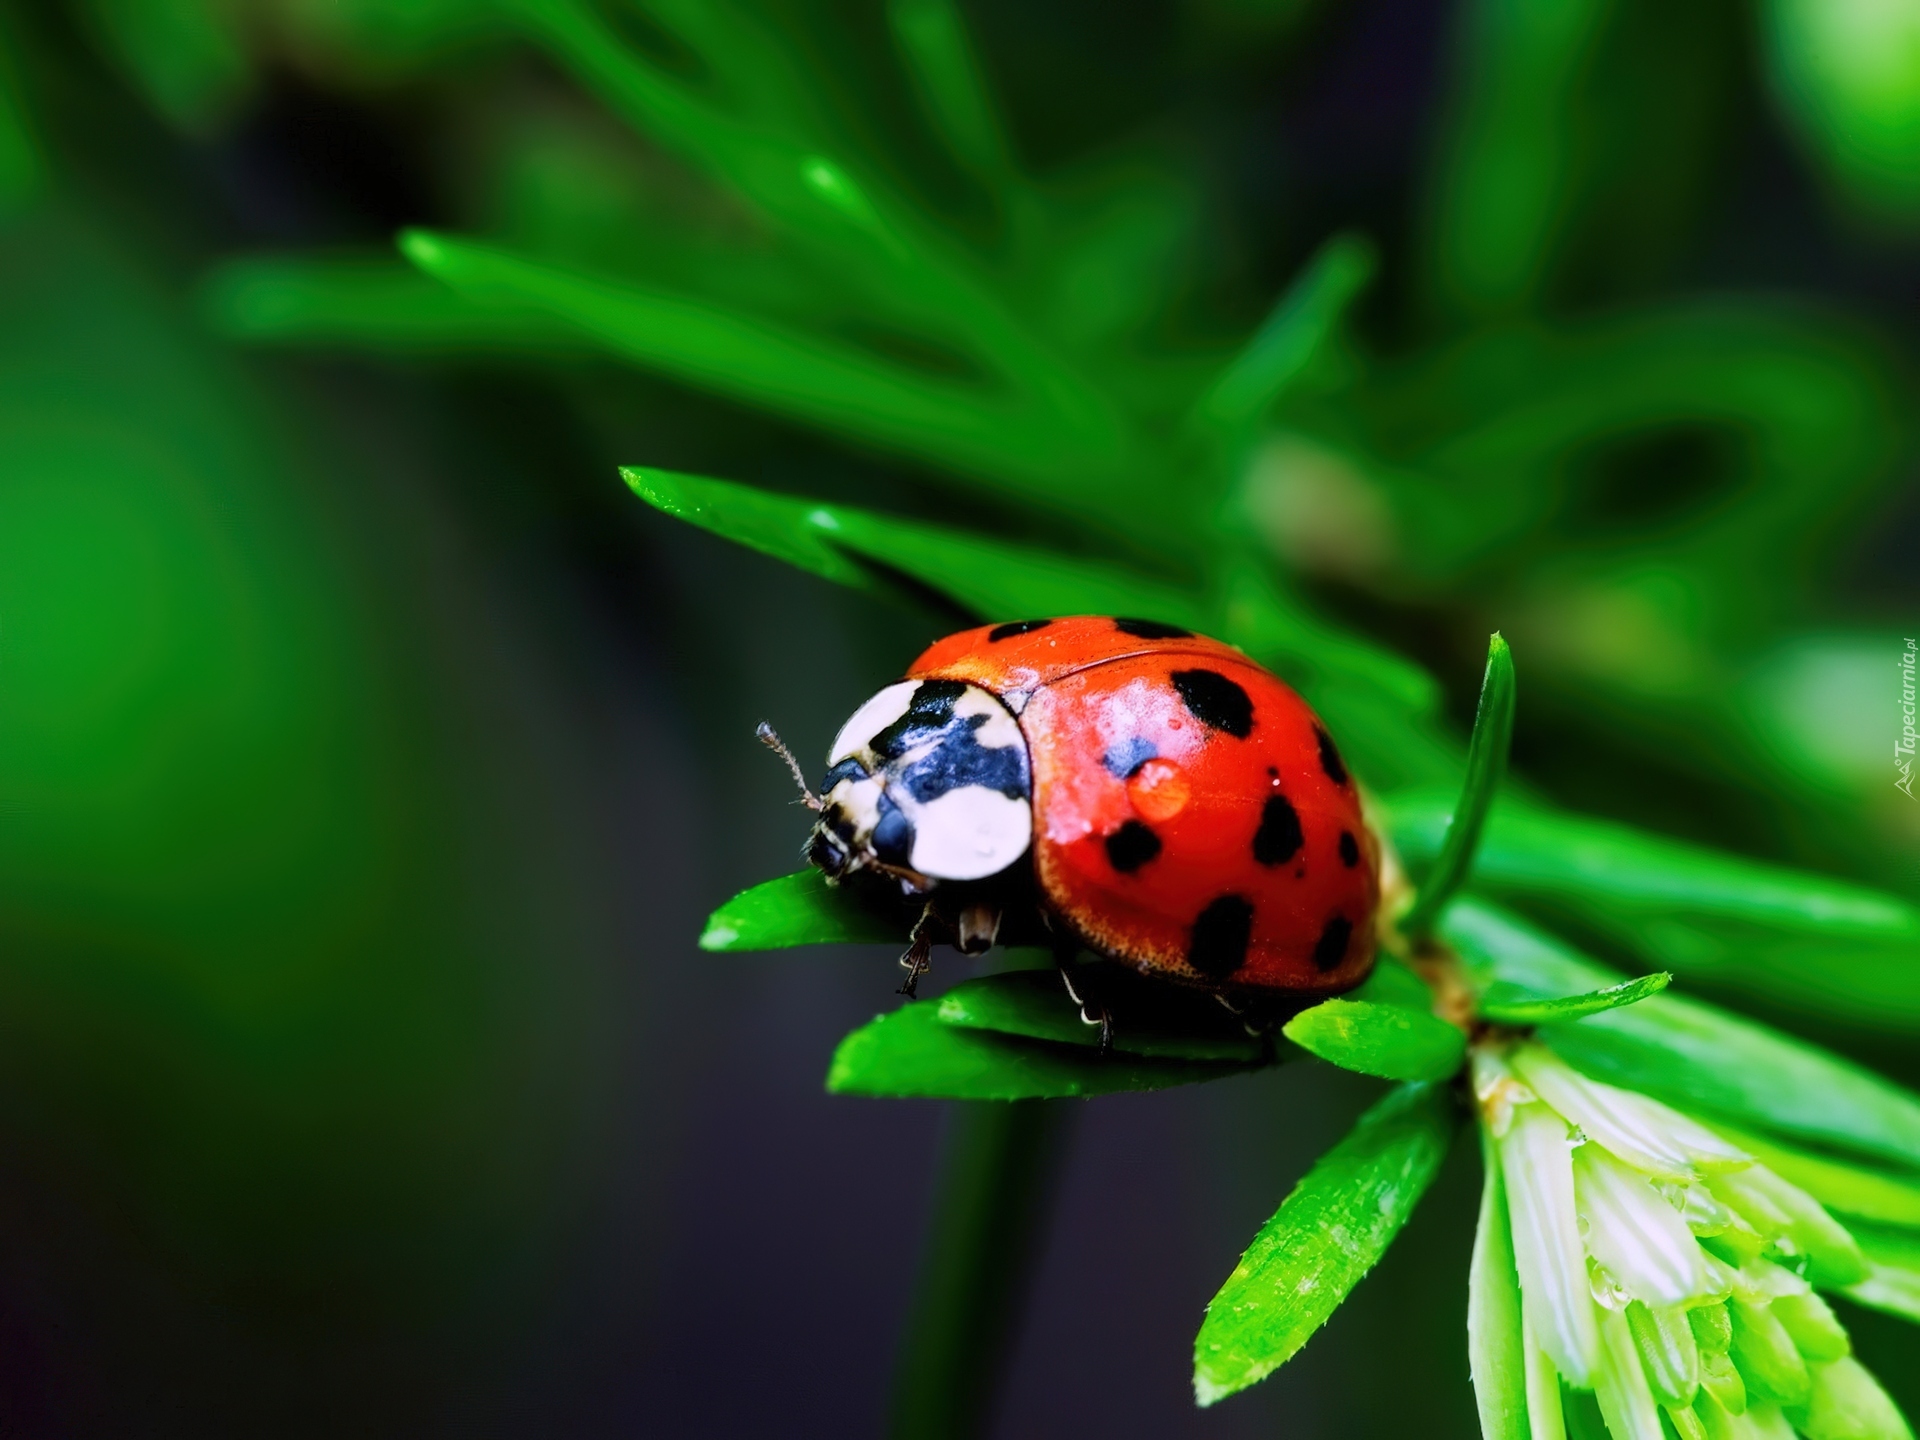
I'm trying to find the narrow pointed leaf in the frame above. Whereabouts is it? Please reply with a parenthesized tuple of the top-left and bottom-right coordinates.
(936, 968, 1275, 1063)
(1193, 1082, 1458, 1404)
(1191, 233, 1376, 433)
(1402, 633, 1515, 938)
(701, 870, 902, 951)
(1389, 793, 1920, 1028)
(887, 0, 1013, 185)
(829, 1002, 1256, 1099)
(1479, 972, 1672, 1026)
(1445, 900, 1920, 1169)
(1282, 998, 1466, 1081)
(1470, 1127, 1531, 1440)
(403, 230, 1114, 496)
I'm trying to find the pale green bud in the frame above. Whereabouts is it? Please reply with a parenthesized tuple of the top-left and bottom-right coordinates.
(1788, 1356, 1914, 1440)
(1730, 1300, 1811, 1408)
(1773, 1291, 1851, 1364)
(1626, 1301, 1699, 1408)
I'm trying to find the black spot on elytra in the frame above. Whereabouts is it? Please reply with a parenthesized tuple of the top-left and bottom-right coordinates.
(1311, 915, 1353, 972)
(1171, 669, 1254, 738)
(989, 619, 1052, 642)
(1189, 895, 1254, 978)
(1252, 794, 1304, 866)
(1315, 725, 1349, 786)
(1339, 830, 1360, 867)
(1114, 617, 1194, 640)
(1105, 820, 1162, 873)
(1102, 736, 1157, 778)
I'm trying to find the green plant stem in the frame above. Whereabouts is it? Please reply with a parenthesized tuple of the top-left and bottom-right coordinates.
(889, 1100, 1070, 1440)
(1403, 632, 1515, 939)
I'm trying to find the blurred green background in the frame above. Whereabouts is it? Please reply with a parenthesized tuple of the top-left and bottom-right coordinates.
(0, 0, 1913, 1433)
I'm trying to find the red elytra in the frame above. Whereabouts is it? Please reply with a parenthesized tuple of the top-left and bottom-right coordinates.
(907, 616, 1379, 995)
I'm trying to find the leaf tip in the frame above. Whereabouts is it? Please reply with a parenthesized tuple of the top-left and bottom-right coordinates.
(698, 919, 740, 951)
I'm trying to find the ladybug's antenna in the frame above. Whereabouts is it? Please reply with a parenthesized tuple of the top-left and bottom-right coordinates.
(757, 722, 824, 811)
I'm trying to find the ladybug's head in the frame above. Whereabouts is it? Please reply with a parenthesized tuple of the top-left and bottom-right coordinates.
(804, 678, 1034, 895)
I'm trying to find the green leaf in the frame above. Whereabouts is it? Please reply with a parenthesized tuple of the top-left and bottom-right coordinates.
(886, 0, 1013, 187)
(1844, 1227, 1920, 1325)
(1469, 1127, 1530, 1440)
(199, 255, 583, 353)
(828, 1001, 1256, 1100)
(404, 231, 1128, 501)
(1282, 999, 1466, 1082)
(625, 465, 1205, 623)
(1696, 1121, 1920, 1231)
(1401, 632, 1515, 938)
(1189, 233, 1376, 435)
(1193, 1081, 1458, 1404)
(1478, 972, 1671, 1026)
(700, 870, 901, 951)
(935, 967, 1275, 1064)
(1445, 899, 1920, 1170)
(1389, 793, 1920, 1028)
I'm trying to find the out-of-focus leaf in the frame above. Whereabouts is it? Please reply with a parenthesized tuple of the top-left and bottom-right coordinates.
(200, 255, 583, 353)
(827, 1002, 1255, 1099)
(1763, 0, 1920, 225)
(1445, 900, 1920, 1170)
(1845, 1227, 1920, 1323)
(1193, 1082, 1457, 1404)
(1697, 1121, 1920, 1231)
(1401, 632, 1514, 937)
(935, 968, 1274, 1063)
(1469, 1127, 1529, 1440)
(1189, 233, 1375, 435)
(79, 0, 251, 132)
(0, 20, 41, 211)
(699, 870, 901, 951)
(1282, 999, 1465, 1082)
(1392, 793, 1920, 1029)
(405, 231, 1126, 501)
(887, 0, 1013, 187)
(1478, 972, 1671, 1026)
(624, 466, 1202, 622)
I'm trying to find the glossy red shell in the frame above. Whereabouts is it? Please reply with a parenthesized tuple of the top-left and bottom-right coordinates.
(908, 617, 1379, 995)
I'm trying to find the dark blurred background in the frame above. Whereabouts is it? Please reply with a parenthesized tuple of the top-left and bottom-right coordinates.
(0, 0, 1914, 1433)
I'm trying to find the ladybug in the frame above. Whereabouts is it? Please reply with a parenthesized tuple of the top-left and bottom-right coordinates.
(762, 616, 1379, 1028)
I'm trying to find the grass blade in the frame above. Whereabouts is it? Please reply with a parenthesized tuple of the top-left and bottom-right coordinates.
(1190, 233, 1376, 435)
(1478, 972, 1672, 1026)
(1469, 1126, 1531, 1440)
(828, 1002, 1256, 1100)
(1282, 999, 1466, 1082)
(1401, 633, 1516, 938)
(887, 0, 1013, 187)
(700, 870, 902, 951)
(1844, 1227, 1920, 1324)
(936, 968, 1274, 1063)
(1193, 1081, 1458, 1404)
(1444, 899, 1920, 1170)
(1695, 1120, 1920, 1231)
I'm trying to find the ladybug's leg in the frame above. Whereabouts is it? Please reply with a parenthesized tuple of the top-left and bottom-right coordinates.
(954, 903, 1001, 956)
(1053, 940, 1114, 1056)
(897, 903, 941, 998)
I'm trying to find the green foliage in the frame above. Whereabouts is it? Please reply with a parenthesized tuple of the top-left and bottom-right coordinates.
(1192, 1082, 1458, 1404)
(826, 999, 1259, 1100)
(1280, 999, 1466, 1082)
(1400, 632, 1515, 939)
(1468, 1129, 1530, 1440)
(1446, 901, 1920, 1169)
(1478, 971, 1672, 1026)
(699, 871, 901, 950)
(935, 969, 1274, 1063)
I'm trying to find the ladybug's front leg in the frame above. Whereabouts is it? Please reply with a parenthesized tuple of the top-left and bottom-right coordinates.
(897, 904, 941, 998)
